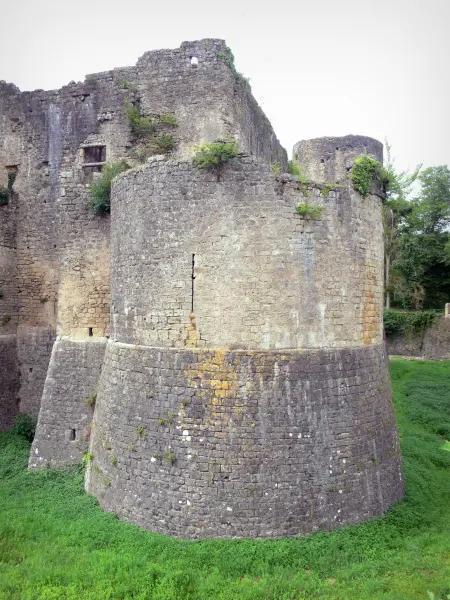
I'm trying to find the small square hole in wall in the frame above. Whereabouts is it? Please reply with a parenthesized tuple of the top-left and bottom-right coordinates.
(88, 327, 93, 337)
(83, 145, 106, 164)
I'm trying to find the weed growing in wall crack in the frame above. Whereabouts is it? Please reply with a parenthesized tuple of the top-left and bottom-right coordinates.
(84, 392, 97, 410)
(135, 424, 146, 437)
(88, 161, 131, 213)
(288, 160, 308, 182)
(82, 450, 93, 468)
(163, 449, 176, 465)
(124, 100, 156, 138)
(296, 202, 325, 220)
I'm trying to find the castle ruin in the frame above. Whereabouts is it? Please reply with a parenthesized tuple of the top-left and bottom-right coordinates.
(0, 39, 404, 538)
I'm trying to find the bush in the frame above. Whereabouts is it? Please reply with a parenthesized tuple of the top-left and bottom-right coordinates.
(288, 160, 308, 182)
(155, 134, 175, 153)
(350, 154, 389, 197)
(383, 309, 440, 337)
(158, 112, 177, 126)
(87, 161, 131, 213)
(296, 202, 325, 220)
(12, 413, 37, 442)
(193, 141, 238, 172)
(124, 101, 156, 138)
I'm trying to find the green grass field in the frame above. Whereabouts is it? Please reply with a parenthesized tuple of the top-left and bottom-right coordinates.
(0, 358, 449, 599)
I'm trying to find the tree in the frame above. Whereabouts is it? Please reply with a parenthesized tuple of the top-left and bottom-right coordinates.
(382, 141, 421, 308)
(390, 165, 450, 309)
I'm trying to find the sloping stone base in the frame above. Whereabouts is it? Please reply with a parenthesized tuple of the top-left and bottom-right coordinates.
(29, 337, 106, 468)
(86, 341, 404, 538)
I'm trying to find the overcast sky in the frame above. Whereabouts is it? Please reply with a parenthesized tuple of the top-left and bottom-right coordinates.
(1, 0, 448, 174)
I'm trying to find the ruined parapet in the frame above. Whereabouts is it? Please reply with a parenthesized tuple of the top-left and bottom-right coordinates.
(85, 149, 403, 538)
(293, 135, 383, 186)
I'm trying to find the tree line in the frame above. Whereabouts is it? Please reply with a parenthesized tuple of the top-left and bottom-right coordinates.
(383, 143, 450, 310)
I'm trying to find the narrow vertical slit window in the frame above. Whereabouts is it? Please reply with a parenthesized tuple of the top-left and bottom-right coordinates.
(88, 327, 93, 337)
(191, 254, 195, 312)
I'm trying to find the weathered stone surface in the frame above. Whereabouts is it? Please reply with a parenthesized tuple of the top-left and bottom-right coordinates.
(294, 135, 383, 187)
(87, 342, 403, 538)
(29, 338, 106, 468)
(0, 335, 19, 429)
(110, 158, 383, 350)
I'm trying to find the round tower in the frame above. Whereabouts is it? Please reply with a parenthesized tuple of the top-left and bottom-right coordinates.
(294, 134, 383, 185)
(86, 140, 403, 538)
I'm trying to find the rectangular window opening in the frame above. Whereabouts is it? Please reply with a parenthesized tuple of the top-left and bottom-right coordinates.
(68, 429, 76, 441)
(82, 145, 106, 165)
(88, 327, 93, 337)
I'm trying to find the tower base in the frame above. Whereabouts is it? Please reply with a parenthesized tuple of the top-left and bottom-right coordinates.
(86, 341, 403, 538)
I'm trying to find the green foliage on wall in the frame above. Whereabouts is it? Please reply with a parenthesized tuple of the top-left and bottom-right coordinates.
(0, 171, 17, 205)
(350, 155, 390, 197)
(154, 134, 175, 153)
(296, 202, 325, 220)
(87, 161, 131, 213)
(124, 100, 156, 138)
(383, 309, 440, 337)
(288, 160, 308, 182)
(193, 140, 239, 176)
(216, 46, 249, 85)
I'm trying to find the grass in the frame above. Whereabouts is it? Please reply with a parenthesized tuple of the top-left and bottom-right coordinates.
(0, 358, 449, 599)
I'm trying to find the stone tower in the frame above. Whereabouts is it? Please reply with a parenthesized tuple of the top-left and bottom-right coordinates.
(0, 39, 403, 538)
(84, 136, 403, 538)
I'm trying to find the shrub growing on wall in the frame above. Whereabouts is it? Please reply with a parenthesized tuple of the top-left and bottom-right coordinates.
(350, 155, 390, 197)
(88, 161, 131, 213)
(193, 141, 238, 179)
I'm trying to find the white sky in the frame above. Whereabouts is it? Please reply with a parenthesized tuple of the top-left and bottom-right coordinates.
(1, 0, 449, 173)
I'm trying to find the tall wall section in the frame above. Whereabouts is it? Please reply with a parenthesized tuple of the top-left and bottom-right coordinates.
(26, 39, 287, 461)
(85, 138, 403, 539)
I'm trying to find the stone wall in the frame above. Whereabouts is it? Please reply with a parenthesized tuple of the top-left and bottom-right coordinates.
(0, 336, 19, 429)
(29, 338, 106, 468)
(87, 342, 402, 538)
(294, 135, 383, 186)
(1, 39, 287, 429)
(386, 315, 450, 359)
(110, 157, 383, 350)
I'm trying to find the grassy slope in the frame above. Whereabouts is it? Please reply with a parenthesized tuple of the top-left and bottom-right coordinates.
(0, 359, 449, 600)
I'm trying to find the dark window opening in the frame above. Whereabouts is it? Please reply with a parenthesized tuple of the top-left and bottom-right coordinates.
(68, 429, 76, 441)
(29, 367, 33, 373)
(88, 327, 93, 337)
(83, 145, 106, 164)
